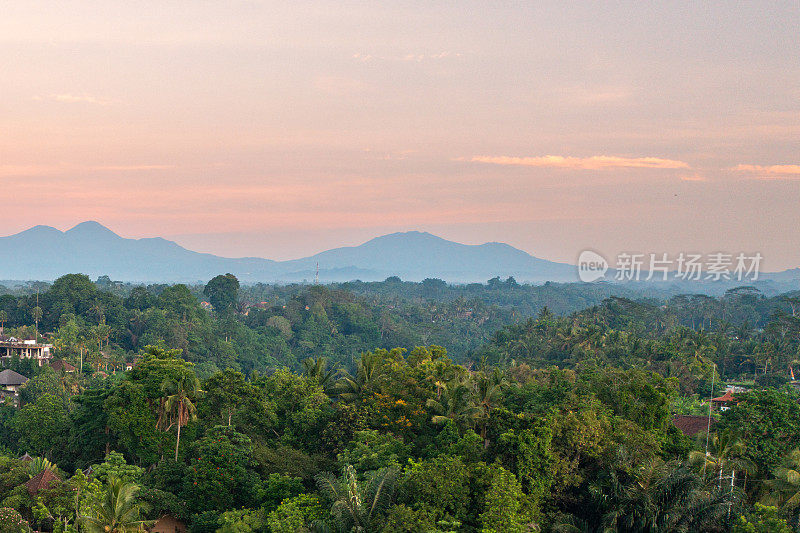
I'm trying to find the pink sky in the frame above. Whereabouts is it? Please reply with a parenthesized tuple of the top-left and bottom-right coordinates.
(1, 2, 799, 270)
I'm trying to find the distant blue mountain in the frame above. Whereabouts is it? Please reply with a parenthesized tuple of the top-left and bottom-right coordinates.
(0, 222, 578, 283)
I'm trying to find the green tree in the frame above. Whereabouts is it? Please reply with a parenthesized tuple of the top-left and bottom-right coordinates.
(689, 428, 756, 488)
(734, 503, 793, 533)
(316, 464, 398, 531)
(204, 274, 240, 315)
(159, 371, 200, 461)
(718, 388, 800, 475)
(762, 449, 800, 529)
(0, 507, 31, 533)
(185, 426, 259, 514)
(79, 476, 152, 533)
(15, 392, 69, 458)
(266, 493, 325, 533)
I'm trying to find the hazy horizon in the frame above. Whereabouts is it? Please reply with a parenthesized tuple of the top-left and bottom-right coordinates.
(2, 2, 799, 270)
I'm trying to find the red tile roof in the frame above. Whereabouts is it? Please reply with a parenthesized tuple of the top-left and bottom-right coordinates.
(711, 391, 736, 403)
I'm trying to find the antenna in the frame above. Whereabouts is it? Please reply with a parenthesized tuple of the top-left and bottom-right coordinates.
(703, 363, 716, 478)
(315, 262, 319, 285)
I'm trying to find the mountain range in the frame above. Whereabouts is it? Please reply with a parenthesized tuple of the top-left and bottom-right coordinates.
(0, 222, 578, 283)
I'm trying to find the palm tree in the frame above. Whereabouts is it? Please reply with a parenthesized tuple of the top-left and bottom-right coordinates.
(158, 373, 200, 461)
(689, 428, 756, 490)
(336, 351, 384, 401)
(594, 459, 730, 532)
(426, 376, 481, 432)
(474, 370, 504, 445)
(302, 356, 338, 390)
(27, 456, 55, 478)
(0, 310, 6, 335)
(80, 476, 152, 533)
(762, 449, 800, 529)
(316, 464, 398, 532)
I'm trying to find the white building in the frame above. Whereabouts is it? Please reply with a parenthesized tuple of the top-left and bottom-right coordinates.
(0, 337, 53, 366)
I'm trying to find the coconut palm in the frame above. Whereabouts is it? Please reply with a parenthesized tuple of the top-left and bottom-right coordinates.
(689, 428, 756, 489)
(594, 459, 730, 532)
(302, 356, 338, 390)
(474, 369, 504, 445)
(426, 376, 481, 432)
(158, 373, 200, 461)
(336, 351, 384, 401)
(316, 464, 398, 532)
(80, 476, 152, 533)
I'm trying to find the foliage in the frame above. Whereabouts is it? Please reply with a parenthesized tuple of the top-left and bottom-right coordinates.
(79, 476, 152, 533)
(265, 493, 325, 533)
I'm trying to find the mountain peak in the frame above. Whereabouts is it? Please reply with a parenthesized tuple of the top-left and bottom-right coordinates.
(65, 221, 120, 238)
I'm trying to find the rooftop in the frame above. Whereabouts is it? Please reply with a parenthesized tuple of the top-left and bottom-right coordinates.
(672, 415, 716, 437)
(25, 468, 61, 495)
(0, 369, 28, 386)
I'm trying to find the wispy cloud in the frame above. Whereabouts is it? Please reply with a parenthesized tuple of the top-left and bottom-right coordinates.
(468, 155, 689, 170)
(680, 173, 707, 182)
(90, 165, 174, 171)
(0, 165, 63, 177)
(733, 163, 800, 179)
(0, 163, 173, 178)
(34, 93, 111, 106)
(352, 51, 461, 63)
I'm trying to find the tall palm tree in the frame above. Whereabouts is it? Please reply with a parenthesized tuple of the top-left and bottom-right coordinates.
(689, 428, 756, 489)
(474, 370, 504, 445)
(316, 464, 398, 532)
(80, 476, 152, 533)
(158, 373, 200, 461)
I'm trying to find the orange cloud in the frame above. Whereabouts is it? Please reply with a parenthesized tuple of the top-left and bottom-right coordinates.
(469, 155, 689, 170)
(680, 173, 707, 182)
(90, 165, 174, 171)
(36, 93, 111, 106)
(733, 164, 800, 179)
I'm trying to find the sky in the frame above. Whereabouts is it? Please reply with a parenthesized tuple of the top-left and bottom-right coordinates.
(2, 2, 799, 270)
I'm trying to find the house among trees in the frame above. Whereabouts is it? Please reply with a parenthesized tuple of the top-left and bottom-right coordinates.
(711, 390, 737, 411)
(0, 369, 29, 406)
(0, 336, 53, 366)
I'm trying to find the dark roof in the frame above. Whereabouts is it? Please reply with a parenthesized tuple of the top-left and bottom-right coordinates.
(18, 453, 33, 462)
(25, 469, 61, 495)
(50, 360, 76, 372)
(672, 415, 717, 437)
(0, 369, 28, 386)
